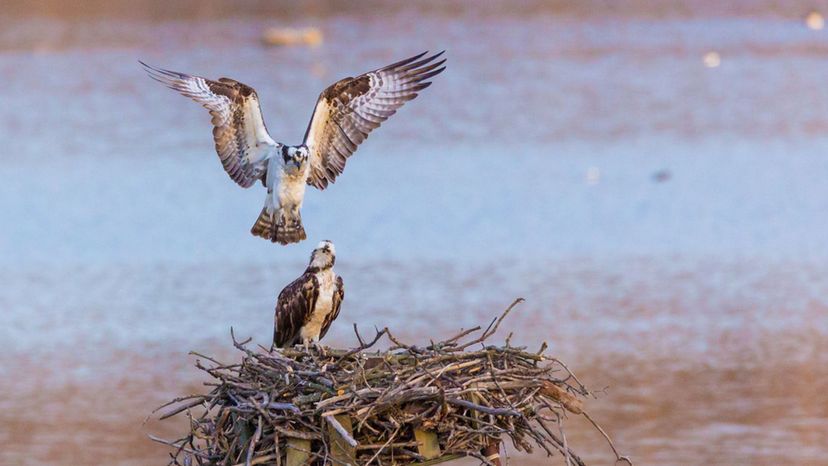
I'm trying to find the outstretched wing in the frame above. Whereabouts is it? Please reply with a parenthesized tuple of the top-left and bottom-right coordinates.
(303, 51, 446, 190)
(319, 276, 344, 340)
(141, 62, 277, 188)
(273, 273, 318, 348)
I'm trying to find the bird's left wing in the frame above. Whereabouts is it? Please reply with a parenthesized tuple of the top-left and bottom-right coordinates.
(303, 51, 446, 190)
(141, 62, 276, 188)
(274, 273, 319, 348)
(319, 276, 344, 340)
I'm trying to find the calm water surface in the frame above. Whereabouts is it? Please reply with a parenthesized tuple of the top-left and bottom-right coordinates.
(2, 7, 828, 465)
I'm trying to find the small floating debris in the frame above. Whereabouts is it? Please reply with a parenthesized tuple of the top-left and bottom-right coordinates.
(586, 166, 601, 185)
(652, 169, 672, 183)
(703, 51, 721, 68)
(261, 27, 323, 47)
(806, 11, 825, 30)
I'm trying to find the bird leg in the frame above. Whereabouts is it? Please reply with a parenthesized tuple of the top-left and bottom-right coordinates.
(313, 341, 327, 357)
(300, 339, 326, 357)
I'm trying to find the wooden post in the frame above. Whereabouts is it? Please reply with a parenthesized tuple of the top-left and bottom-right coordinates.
(285, 438, 311, 466)
(466, 384, 502, 466)
(481, 438, 502, 466)
(413, 428, 441, 460)
(326, 414, 356, 465)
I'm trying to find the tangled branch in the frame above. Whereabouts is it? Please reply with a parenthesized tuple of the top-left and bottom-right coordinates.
(151, 299, 629, 465)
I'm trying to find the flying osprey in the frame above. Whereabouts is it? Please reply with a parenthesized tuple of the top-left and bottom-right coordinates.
(273, 240, 344, 348)
(141, 51, 446, 245)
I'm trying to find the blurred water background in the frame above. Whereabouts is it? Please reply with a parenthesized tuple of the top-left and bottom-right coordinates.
(2, 1, 828, 464)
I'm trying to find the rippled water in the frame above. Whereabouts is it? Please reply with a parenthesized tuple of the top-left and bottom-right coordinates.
(2, 5, 828, 465)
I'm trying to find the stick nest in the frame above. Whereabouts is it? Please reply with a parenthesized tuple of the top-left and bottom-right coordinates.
(154, 299, 626, 465)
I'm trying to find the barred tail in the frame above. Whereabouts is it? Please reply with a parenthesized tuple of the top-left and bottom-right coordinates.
(250, 208, 306, 245)
(250, 208, 275, 240)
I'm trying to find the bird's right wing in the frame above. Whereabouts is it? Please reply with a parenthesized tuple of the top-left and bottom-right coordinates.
(302, 51, 446, 190)
(274, 273, 318, 348)
(141, 62, 277, 188)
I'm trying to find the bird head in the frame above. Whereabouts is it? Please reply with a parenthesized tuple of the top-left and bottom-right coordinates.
(282, 145, 309, 173)
(309, 240, 336, 270)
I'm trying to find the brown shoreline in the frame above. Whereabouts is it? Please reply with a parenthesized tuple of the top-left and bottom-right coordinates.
(2, 0, 824, 21)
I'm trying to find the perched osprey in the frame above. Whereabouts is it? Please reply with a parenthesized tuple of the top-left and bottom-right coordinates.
(141, 51, 446, 245)
(273, 240, 344, 348)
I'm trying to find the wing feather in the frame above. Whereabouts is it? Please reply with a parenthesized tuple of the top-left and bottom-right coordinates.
(303, 51, 447, 189)
(141, 62, 276, 188)
(273, 273, 319, 348)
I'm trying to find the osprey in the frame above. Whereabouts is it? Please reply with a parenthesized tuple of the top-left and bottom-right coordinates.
(141, 51, 446, 245)
(273, 240, 344, 348)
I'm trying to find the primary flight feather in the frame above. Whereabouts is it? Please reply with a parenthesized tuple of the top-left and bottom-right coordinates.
(141, 51, 446, 245)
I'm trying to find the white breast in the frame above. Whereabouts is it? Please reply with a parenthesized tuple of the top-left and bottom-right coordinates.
(300, 269, 337, 343)
(277, 174, 306, 208)
(270, 158, 308, 211)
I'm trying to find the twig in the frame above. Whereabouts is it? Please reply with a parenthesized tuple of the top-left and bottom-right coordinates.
(153, 299, 625, 466)
(583, 410, 633, 465)
(450, 298, 525, 351)
(324, 415, 359, 448)
(447, 398, 521, 417)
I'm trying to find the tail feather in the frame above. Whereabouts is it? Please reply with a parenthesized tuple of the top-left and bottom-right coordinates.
(250, 208, 306, 245)
(250, 208, 275, 239)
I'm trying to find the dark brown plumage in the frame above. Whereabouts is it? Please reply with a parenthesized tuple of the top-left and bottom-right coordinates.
(140, 62, 273, 188)
(303, 51, 446, 189)
(273, 242, 344, 348)
(274, 273, 317, 348)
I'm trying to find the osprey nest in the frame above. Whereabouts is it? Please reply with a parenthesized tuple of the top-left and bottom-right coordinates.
(152, 299, 629, 465)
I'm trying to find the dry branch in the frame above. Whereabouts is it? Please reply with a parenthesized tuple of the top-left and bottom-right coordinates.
(152, 299, 629, 465)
